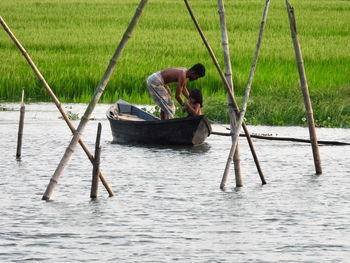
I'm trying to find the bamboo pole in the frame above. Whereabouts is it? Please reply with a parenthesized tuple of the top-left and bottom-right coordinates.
(42, 0, 149, 200)
(0, 16, 114, 197)
(211, 131, 350, 145)
(286, 0, 322, 174)
(16, 88, 25, 159)
(220, 0, 270, 188)
(217, 0, 242, 187)
(91, 123, 102, 199)
(184, 0, 266, 187)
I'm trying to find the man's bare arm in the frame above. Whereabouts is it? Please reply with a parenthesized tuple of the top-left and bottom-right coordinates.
(175, 74, 188, 105)
(182, 86, 190, 100)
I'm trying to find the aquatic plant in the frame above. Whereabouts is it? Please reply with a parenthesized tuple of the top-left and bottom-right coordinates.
(59, 110, 79, 120)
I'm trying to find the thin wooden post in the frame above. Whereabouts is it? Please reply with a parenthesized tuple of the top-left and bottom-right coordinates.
(217, 0, 242, 187)
(286, 1, 322, 175)
(42, 0, 149, 200)
(16, 88, 25, 159)
(184, 0, 266, 188)
(91, 123, 102, 199)
(0, 16, 114, 197)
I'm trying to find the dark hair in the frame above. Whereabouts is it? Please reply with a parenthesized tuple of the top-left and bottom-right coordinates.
(189, 63, 205, 78)
(189, 88, 203, 107)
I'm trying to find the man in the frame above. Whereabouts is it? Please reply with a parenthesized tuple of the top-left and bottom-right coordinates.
(146, 63, 205, 119)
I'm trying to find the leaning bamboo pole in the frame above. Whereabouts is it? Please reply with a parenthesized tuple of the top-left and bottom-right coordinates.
(42, 0, 149, 200)
(16, 88, 25, 159)
(211, 131, 350, 146)
(220, 0, 270, 188)
(0, 16, 114, 197)
(286, 0, 322, 175)
(184, 0, 266, 188)
(217, 0, 242, 187)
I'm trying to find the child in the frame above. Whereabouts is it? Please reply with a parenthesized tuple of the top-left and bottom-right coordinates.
(184, 88, 203, 116)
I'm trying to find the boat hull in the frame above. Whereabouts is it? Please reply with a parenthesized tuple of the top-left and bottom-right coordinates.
(106, 101, 211, 146)
(108, 115, 211, 145)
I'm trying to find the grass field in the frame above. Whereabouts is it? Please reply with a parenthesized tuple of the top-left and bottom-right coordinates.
(0, 0, 349, 127)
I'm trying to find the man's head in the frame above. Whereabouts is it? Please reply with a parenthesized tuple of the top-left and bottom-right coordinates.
(188, 63, 205, 81)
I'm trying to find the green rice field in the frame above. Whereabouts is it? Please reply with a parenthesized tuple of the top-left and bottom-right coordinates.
(1, 0, 349, 127)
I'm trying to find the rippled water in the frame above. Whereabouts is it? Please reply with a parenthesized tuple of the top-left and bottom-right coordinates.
(0, 102, 349, 262)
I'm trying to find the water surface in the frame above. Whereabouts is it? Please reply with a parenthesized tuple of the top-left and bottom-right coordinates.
(0, 103, 349, 262)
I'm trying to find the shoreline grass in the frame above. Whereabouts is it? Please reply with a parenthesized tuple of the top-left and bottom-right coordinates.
(0, 0, 349, 127)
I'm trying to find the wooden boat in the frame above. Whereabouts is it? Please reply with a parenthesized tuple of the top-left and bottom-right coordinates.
(106, 99, 212, 145)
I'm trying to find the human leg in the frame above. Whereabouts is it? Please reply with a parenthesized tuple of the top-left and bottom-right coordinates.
(147, 78, 175, 119)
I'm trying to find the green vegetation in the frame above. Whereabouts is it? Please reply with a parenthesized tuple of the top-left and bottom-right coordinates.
(59, 110, 80, 120)
(0, 0, 349, 127)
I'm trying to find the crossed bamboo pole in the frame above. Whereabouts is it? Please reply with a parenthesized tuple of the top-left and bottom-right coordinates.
(41, 0, 149, 200)
(0, 16, 114, 197)
(217, 0, 242, 187)
(184, 0, 267, 188)
(220, 0, 270, 188)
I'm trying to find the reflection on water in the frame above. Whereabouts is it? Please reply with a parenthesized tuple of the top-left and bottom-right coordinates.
(124, 142, 212, 154)
(111, 141, 210, 156)
(0, 103, 349, 262)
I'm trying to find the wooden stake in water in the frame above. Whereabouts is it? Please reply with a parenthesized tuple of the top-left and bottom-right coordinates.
(42, 0, 149, 200)
(16, 88, 25, 159)
(184, 0, 266, 188)
(286, 0, 322, 174)
(217, 0, 242, 187)
(91, 123, 102, 199)
(0, 16, 114, 197)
